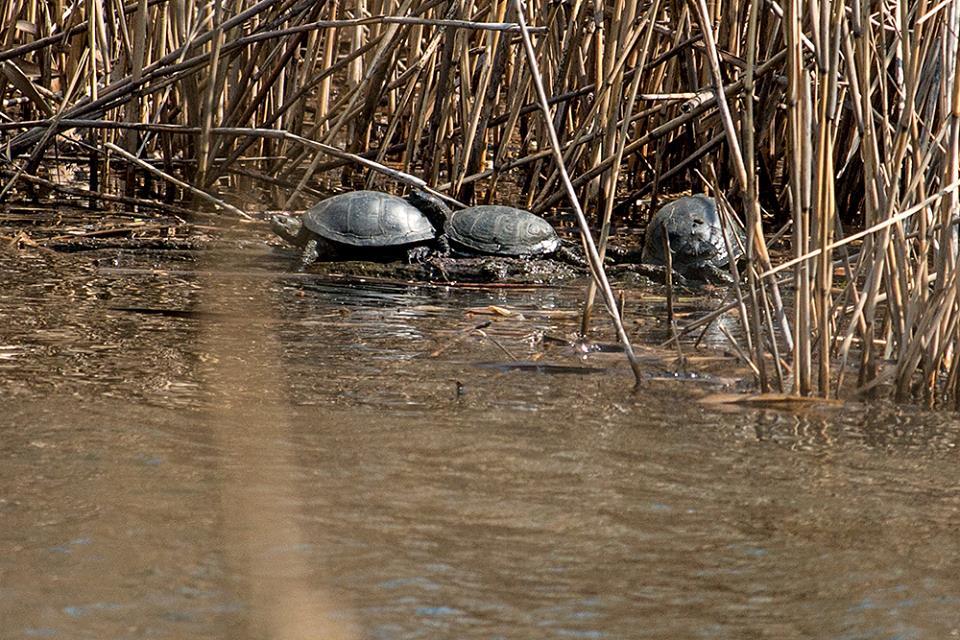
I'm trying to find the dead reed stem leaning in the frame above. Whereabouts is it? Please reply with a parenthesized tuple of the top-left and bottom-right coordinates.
(4, 0, 960, 403)
(512, 0, 644, 387)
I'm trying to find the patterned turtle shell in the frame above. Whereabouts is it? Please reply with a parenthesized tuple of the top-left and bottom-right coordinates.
(446, 205, 560, 256)
(302, 190, 436, 247)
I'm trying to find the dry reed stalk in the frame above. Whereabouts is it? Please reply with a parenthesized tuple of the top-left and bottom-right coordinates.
(513, 0, 643, 386)
(662, 224, 674, 327)
(580, 0, 656, 335)
(689, 0, 773, 390)
(5, 0, 960, 402)
(195, 0, 223, 188)
(104, 141, 251, 217)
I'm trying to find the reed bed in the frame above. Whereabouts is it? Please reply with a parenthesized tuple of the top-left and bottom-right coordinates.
(2, 0, 959, 404)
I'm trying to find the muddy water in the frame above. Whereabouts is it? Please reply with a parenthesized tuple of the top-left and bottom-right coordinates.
(1, 243, 959, 640)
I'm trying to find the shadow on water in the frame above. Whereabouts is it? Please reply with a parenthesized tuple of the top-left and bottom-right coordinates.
(1, 239, 959, 639)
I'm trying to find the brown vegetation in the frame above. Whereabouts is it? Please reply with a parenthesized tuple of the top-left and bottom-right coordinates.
(2, 0, 959, 405)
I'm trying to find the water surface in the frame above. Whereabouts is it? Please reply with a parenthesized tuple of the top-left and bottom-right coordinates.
(1, 242, 958, 639)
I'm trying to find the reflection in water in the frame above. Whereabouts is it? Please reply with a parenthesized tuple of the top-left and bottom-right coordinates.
(0, 247, 959, 639)
(198, 235, 359, 640)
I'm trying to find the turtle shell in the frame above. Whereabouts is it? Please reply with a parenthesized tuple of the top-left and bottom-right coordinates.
(446, 205, 560, 256)
(641, 195, 744, 268)
(303, 190, 436, 247)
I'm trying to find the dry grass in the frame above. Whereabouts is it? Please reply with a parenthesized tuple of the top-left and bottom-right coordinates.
(2, 0, 959, 405)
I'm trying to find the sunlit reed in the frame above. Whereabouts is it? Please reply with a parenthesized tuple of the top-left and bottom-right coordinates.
(2, 0, 959, 405)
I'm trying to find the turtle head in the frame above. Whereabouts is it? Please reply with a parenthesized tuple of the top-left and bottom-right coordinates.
(270, 214, 304, 245)
(406, 189, 453, 231)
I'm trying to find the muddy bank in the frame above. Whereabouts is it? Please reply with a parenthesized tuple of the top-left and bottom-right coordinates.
(3, 206, 690, 288)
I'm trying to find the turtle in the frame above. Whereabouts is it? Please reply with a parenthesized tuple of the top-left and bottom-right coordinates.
(404, 191, 584, 265)
(270, 190, 445, 264)
(640, 194, 745, 282)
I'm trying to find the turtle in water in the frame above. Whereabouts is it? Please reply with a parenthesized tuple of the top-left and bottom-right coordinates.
(641, 194, 744, 282)
(405, 191, 584, 265)
(270, 190, 445, 265)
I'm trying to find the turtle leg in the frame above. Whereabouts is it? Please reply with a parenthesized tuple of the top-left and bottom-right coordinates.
(555, 244, 587, 267)
(407, 245, 432, 263)
(435, 233, 451, 257)
(301, 238, 320, 265)
(697, 263, 735, 285)
(616, 262, 690, 287)
(408, 234, 452, 263)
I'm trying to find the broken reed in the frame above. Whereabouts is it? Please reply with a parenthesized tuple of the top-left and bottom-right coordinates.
(2, 0, 960, 405)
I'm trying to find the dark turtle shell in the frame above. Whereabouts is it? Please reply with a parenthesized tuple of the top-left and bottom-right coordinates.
(446, 205, 560, 256)
(641, 195, 744, 269)
(303, 190, 436, 247)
